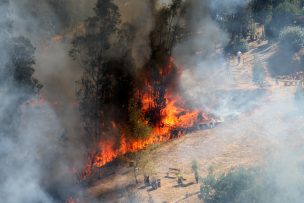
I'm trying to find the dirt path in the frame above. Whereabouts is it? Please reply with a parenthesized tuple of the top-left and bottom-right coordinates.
(229, 41, 278, 89)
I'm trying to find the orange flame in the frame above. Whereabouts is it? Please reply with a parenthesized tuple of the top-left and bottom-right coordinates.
(87, 57, 209, 173)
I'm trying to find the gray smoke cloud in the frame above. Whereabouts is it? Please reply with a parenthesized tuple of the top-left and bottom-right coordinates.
(9, 0, 96, 154)
(171, 1, 304, 203)
(173, 0, 232, 115)
(4, 0, 304, 202)
(0, 0, 94, 202)
(115, 0, 157, 69)
(1, 102, 62, 203)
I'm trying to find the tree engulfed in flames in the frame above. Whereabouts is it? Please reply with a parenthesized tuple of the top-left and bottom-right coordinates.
(91, 58, 209, 169)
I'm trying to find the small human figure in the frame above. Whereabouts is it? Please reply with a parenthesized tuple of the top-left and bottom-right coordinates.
(177, 173, 183, 186)
(151, 179, 157, 190)
(157, 179, 161, 188)
(144, 175, 150, 186)
(237, 51, 242, 65)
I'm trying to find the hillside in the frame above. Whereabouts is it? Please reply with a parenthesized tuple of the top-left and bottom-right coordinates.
(82, 40, 303, 203)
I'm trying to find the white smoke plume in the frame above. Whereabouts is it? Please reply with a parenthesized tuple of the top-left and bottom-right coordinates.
(0, 1, 93, 202)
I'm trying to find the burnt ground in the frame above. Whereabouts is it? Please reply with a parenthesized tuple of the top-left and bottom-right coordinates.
(83, 41, 304, 202)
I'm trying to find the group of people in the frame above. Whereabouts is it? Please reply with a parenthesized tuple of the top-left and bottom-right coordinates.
(144, 175, 161, 190)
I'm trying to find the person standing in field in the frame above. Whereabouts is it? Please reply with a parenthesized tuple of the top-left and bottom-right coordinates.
(237, 51, 242, 65)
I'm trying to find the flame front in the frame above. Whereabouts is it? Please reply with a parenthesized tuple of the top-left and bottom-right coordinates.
(89, 57, 209, 171)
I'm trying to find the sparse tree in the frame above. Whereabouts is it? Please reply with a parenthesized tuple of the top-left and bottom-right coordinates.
(1, 36, 42, 137)
(151, 0, 186, 53)
(199, 167, 279, 203)
(191, 160, 200, 184)
(70, 0, 121, 172)
(128, 99, 152, 184)
(250, 0, 273, 24)
(279, 26, 304, 52)
(267, 1, 302, 37)
(219, 5, 253, 41)
(200, 168, 255, 203)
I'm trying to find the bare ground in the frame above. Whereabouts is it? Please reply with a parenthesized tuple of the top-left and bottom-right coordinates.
(84, 41, 304, 203)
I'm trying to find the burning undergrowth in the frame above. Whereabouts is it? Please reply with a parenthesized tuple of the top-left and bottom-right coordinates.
(69, 0, 229, 183)
(80, 55, 214, 180)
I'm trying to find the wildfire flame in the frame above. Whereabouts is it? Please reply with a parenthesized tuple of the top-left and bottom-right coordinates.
(90, 57, 210, 170)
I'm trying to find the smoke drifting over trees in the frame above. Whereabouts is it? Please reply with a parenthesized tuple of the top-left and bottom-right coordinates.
(2, 0, 304, 202)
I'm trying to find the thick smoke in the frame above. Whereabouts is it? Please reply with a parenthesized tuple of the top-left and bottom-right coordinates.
(9, 0, 97, 158)
(173, 0, 232, 115)
(0, 2, 58, 203)
(0, 1, 95, 202)
(1, 103, 62, 203)
(115, 0, 157, 69)
(171, 1, 304, 203)
(10, 0, 96, 39)
(213, 89, 304, 202)
(2, 0, 304, 202)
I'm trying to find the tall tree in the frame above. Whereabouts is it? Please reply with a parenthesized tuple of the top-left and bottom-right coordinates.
(0, 0, 41, 137)
(70, 0, 122, 163)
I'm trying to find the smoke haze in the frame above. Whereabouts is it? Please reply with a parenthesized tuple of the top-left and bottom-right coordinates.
(0, 1, 93, 202)
(2, 0, 304, 202)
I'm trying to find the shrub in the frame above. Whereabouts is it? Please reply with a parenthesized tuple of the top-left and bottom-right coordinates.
(273, 2, 302, 30)
(200, 168, 254, 203)
(266, 2, 302, 38)
(191, 160, 199, 172)
(279, 26, 304, 52)
(199, 167, 278, 203)
(275, 2, 301, 19)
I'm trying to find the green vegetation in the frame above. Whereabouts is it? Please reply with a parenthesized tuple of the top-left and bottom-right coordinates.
(199, 167, 276, 203)
(129, 149, 155, 184)
(191, 160, 200, 183)
(279, 26, 304, 51)
(128, 99, 152, 184)
(128, 99, 152, 143)
(219, 0, 304, 44)
(224, 39, 249, 54)
(251, 0, 303, 38)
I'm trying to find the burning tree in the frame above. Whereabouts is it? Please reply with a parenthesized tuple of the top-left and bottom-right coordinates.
(71, 0, 212, 177)
(70, 0, 128, 175)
